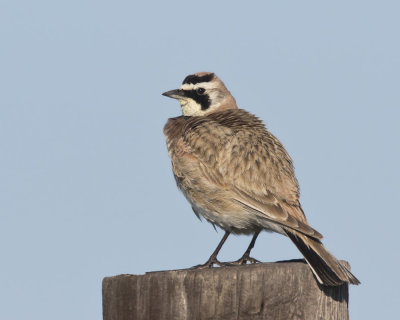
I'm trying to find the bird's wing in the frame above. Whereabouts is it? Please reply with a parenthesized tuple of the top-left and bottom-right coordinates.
(183, 118, 322, 239)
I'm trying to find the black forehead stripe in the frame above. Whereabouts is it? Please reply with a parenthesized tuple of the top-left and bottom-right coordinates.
(182, 73, 215, 85)
(182, 89, 211, 110)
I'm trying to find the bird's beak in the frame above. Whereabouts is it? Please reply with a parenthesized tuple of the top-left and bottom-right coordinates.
(162, 89, 185, 100)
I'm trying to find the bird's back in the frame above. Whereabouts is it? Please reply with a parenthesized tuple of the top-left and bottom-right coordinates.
(164, 109, 311, 234)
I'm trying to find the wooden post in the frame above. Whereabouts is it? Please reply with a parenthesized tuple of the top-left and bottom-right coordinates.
(102, 260, 349, 320)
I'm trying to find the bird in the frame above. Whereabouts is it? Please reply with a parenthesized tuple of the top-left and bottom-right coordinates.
(162, 71, 360, 286)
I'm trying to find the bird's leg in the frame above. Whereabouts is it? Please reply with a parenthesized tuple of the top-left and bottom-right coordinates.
(239, 230, 261, 264)
(223, 230, 261, 266)
(191, 231, 230, 269)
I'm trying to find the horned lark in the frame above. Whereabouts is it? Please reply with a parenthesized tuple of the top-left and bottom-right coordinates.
(162, 72, 360, 286)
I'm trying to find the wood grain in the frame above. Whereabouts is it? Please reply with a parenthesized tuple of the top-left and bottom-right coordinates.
(102, 260, 349, 320)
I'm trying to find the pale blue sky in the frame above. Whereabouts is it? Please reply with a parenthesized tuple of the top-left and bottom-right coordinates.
(1, 1, 399, 319)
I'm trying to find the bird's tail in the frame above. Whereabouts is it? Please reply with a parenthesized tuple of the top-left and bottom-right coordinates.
(285, 229, 360, 286)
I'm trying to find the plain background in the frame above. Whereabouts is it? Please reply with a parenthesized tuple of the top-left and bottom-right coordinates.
(1, 1, 399, 319)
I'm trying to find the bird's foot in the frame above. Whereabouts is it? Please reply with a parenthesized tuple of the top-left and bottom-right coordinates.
(222, 254, 261, 266)
(190, 256, 224, 269)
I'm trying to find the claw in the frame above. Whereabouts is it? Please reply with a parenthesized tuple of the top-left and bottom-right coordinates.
(223, 255, 261, 266)
(191, 256, 224, 269)
(245, 256, 260, 264)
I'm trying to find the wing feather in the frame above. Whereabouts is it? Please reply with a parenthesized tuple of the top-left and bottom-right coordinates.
(179, 110, 321, 238)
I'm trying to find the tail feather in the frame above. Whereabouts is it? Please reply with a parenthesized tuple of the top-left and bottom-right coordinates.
(285, 229, 360, 286)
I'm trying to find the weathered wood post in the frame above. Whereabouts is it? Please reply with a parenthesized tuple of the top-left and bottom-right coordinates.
(102, 260, 349, 320)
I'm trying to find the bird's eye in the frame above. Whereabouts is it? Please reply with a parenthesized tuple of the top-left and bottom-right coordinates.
(196, 88, 205, 95)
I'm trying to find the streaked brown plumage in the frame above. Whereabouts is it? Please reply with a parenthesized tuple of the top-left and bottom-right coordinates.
(162, 72, 360, 286)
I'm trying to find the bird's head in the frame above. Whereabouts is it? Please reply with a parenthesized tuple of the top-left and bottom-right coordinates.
(162, 72, 238, 116)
